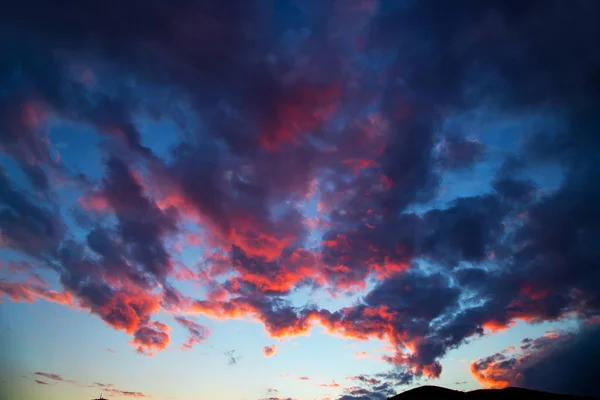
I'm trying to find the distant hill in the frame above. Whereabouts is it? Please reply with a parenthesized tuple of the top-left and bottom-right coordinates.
(389, 386, 598, 400)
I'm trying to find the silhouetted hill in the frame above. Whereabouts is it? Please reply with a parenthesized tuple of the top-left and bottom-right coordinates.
(389, 386, 598, 400)
(390, 386, 464, 400)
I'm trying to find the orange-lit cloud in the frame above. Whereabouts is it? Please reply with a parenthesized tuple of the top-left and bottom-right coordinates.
(263, 344, 277, 357)
(0, 281, 73, 307)
(316, 380, 340, 388)
(130, 321, 171, 356)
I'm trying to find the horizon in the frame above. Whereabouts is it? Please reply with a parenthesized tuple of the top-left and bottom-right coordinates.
(1, 1, 599, 400)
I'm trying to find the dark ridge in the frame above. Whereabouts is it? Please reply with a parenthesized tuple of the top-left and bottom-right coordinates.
(389, 386, 599, 400)
(389, 385, 464, 399)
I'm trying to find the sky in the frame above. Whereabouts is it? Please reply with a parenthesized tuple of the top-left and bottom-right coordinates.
(1, 1, 599, 400)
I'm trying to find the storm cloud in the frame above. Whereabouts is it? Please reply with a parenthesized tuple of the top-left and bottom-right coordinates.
(0, 1, 598, 396)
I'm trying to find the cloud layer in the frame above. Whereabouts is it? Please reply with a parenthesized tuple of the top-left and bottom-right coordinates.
(1, 0, 599, 395)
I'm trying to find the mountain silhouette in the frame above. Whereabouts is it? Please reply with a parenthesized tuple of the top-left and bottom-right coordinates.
(389, 386, 598, 400)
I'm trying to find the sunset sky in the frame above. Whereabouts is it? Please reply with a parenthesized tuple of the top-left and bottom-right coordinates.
(1, 1, 599, 400)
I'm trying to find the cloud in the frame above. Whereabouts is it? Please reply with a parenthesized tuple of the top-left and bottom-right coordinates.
(91, 381, 151, 398)
(92, 382, 152, 398)
(130, 321, 171, 356)
(29, 372, 149, 397)
(225, 350, 240, 365)
(34, 372, 63, 381)
(471, 324, 600, 398)
(346, 376, 381, 385)
(259, 398, 295, 400)
(317, 381, 340, 388)
(0, 1, 599, 393)
(262, 344, 277, 357)
(0, 167, 65, 255)
(435, 135, 485, 170)
(337, 373, 399, 400)
(100, 156, 177, 280)
(100, 388, 149, 398)
(0, 280, 73, 306)
(175, 316, 209, 350)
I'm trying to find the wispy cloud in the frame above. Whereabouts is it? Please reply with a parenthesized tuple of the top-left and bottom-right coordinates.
(29, 372, 149, 398)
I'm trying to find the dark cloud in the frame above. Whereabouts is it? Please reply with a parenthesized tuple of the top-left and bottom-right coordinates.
(338, 379, 396, 400)
(20, 164, 50, 192)
(225, 350, 241, 366)
(338, 373, 399, 400)
(34, 372, 63, 381)
(435, 135, 485, 170)
(175, 316, 208, 350)
(472, 325, 600, 398)
(0, 0, 599, 395)
(420, 195, 507, 266)
(0, 167, 65, 255)
(102, 156, 177, 279)
(375, 371, 415, 387)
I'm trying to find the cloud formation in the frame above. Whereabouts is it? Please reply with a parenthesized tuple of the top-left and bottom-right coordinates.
(1, 0, 599, 394)
(34, 372, 64, 382)
(471, 324, 600, 398)
(29, 372, 149, 397)
(175, 316, 209, 350)
(262, 344, 278, 357)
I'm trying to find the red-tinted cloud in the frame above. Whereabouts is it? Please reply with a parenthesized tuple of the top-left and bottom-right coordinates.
(1, 1, 600, 391)
(262, 344, 277, 357)
(471, 325, 600, 399)
(130, 321, 171, 356)
(0, 281, 73, 307)
(258, 82, 340, 150)
(78, 190, 110, 212)
(353, 351, 378, 361)
(92, 290, 161, 334)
